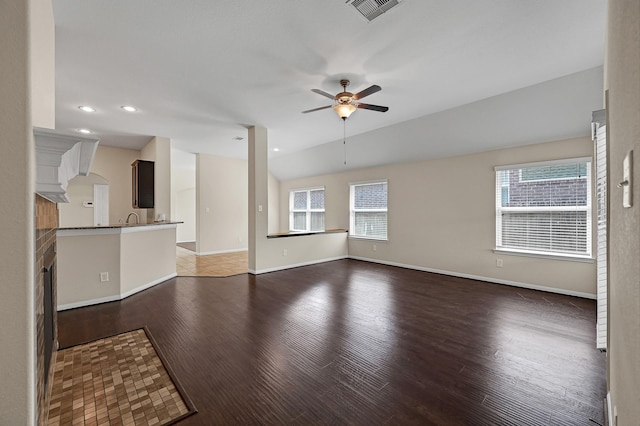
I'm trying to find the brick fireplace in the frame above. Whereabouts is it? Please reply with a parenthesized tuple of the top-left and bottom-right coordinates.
(35, 194, 58, 425)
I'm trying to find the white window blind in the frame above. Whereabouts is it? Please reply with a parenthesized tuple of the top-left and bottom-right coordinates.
(289, 188, 325, 232)
(495, 158, 592, 258)
(350, 181, 388, 240)
(593, 109, 607, 350)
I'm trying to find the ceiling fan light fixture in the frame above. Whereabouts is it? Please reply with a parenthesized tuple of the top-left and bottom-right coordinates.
(334, 103, 356, 120)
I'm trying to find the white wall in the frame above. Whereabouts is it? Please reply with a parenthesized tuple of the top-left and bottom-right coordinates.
(279, 136, 596, 297)
(605, 0, 640, 423)
(90, 145, 146, 224)
(196, 153, 248, 254)
(58, 173, 109, 228)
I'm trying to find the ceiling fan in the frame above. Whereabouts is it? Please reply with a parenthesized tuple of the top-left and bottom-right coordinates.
(302, 79, 389, 120)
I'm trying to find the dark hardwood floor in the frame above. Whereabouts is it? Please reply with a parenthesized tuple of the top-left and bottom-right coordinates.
(58, 259, 606, 425)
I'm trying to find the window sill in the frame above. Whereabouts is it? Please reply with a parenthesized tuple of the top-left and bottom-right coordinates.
(493, 248, 594, 263)
(267, 229, 347, 239)
(348, 236, 388, 242)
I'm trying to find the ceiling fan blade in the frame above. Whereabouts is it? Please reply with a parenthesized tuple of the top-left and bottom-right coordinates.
(302, 105, 333, 114)
(311, 89, 335, 99)
(357, 103, 389, 112)
(353, 85, 381, 100)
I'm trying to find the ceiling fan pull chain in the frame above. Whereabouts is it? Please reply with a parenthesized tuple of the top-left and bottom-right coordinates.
(343, 120, 347, 165)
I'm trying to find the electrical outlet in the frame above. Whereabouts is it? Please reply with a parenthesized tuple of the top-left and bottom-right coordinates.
(99, 272, 109, 282)
(238, 236, 243, 243)
(496, 258, 504, 268)
(282, 249, 287, 257)
(372, 244, 377, 251)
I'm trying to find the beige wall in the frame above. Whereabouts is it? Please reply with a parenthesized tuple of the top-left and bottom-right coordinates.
(173, 166, 196, 242)
(0, 0, 53, 422)
(248, 127, 348, 273)
(91, 145, 146, 224)
(57, 225, 177, 309)
(171, 150, 196, 242)
(58, 173, 109, 227)
(120, 227, 176, 294)
(280, 137, 596, 297)
(268, 171, 280, 234)
(141, 136, 172, 222)
(605, 0, 640, 423)
(196, 153, 248, 254)
(30, 0, 55, 129)
(57, 233, 121, 306)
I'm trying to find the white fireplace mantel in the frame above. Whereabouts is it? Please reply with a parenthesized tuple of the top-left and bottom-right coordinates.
(34, 127, 99, 203)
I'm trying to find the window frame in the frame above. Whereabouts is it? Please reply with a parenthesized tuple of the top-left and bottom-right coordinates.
(349, 180, 388, 241)
(288, 187, 325, 232)
(494, 157, 592, 260)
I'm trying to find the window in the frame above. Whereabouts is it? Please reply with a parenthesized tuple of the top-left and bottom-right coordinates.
(495, 158, 592, 258)
(350, 180, 388, 240)
(289, 188, 325, 232)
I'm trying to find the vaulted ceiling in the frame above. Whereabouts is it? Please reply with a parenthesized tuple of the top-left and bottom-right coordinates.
(53, 0, 606, 179)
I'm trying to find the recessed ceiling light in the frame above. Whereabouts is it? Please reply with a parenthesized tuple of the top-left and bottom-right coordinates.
(273, 148, 280, 152)
(78, 105, 96, 113)
(121, 105, 137, 112)
(77, 128, 92, 134)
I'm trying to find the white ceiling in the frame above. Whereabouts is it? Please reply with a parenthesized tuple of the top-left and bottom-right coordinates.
(53, 0, 606, 179)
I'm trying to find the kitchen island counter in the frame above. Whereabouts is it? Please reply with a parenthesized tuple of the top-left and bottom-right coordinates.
(57, 222, 180, 310)
(58, 221, 182, 231)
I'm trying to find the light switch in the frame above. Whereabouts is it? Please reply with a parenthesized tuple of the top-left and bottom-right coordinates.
(622, 150, 633, 208)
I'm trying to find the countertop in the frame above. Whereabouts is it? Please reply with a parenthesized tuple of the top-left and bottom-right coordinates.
(58, 221, 183, 231)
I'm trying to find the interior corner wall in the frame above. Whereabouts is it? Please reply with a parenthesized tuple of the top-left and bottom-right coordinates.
(605, 0, 640, 423)
(90, 145, 144, 224)
(196, 153, 248, 254)
(279, 136, 596, 297)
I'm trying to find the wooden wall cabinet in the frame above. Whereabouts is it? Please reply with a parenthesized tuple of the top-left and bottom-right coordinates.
(132, 160, 154, 208)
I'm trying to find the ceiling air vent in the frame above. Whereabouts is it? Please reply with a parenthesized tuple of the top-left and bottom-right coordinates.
(348, 0, 403, 22)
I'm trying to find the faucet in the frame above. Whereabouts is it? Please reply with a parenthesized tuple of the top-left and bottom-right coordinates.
(126, 212, 139, 225)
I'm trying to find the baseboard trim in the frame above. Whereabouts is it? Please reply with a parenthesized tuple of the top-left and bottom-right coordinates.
(348, 256, 596, 299)
(197, 248, 248, 256)
(249, 256, 348, 275)
(57, 273, 177, 311)
(120, 273, 177, 299)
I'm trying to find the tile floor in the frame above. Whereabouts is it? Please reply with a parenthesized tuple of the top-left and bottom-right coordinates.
(175, 246, 248, 277)
(47, 329, 191, 426)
